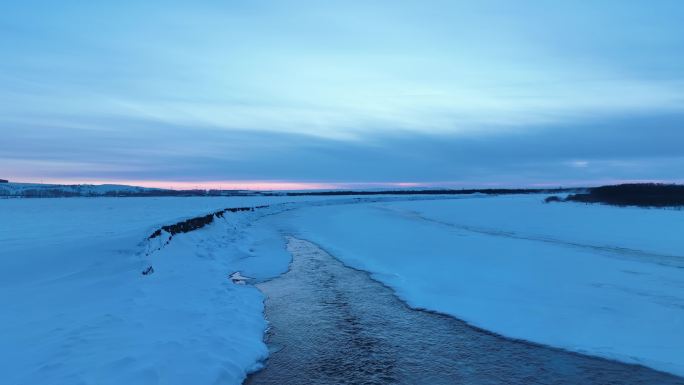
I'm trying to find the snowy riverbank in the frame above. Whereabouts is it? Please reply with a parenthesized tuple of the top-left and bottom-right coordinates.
(0, 197, 305, 385)
(2, 194, 683, 383)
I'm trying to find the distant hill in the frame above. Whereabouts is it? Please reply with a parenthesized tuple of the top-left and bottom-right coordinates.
(0, 183, 258, 198)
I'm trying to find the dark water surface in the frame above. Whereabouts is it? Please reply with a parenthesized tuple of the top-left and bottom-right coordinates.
(246, 237, 683, 385)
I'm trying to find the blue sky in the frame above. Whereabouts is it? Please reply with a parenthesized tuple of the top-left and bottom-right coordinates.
(1, 1, 683, 188)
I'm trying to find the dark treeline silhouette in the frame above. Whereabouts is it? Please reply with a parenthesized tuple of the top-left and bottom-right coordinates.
(564, 184, 684, 207)
(281, 188, 572, 197)
(3, 185, 576, 198)
(18, 188, 83, 198)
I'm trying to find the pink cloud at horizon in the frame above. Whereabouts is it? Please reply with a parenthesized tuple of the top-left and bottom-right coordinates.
(13, 179, 439, 191)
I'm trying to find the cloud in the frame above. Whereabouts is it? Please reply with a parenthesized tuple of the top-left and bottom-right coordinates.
(567, 160, 589, 168)
(1, 1, 683, 185)
(2, 112, 684, 186)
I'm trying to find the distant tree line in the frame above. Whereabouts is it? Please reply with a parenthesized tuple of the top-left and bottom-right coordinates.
(548, 183, 684, 208)
(281, 188, 574, 197)
(0, 188, 261, 198)
(1, 186, 577, 198)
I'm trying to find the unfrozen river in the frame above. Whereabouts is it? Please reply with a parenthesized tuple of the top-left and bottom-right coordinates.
(246, 237, 683, 385)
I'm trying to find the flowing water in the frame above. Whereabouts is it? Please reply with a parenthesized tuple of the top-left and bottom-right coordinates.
(246, 237, 683, 385)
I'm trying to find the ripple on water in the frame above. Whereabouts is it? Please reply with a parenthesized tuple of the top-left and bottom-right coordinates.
(246, 237, 684, 385)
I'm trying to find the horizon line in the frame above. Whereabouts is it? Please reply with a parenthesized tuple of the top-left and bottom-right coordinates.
(5, 178, 682, 191)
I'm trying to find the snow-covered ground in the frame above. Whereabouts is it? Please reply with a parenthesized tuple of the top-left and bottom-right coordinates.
(2, 194, 683, 383)
(0, 196, 313, 385)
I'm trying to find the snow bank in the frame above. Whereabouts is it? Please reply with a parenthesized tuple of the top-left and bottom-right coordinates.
(280, 195, 684, 376)
(0, 196, 300, 385)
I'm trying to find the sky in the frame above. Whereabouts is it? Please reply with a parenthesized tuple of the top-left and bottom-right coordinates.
(1, 0, 683, 189)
